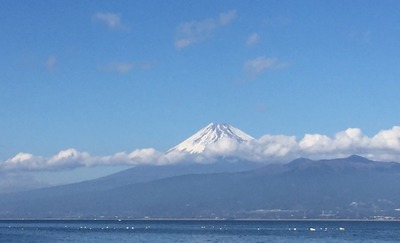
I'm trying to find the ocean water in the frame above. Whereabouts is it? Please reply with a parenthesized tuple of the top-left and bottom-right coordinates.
(0, 220, 399, 242)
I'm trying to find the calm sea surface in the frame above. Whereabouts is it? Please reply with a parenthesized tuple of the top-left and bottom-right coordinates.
(0, 220, 399, 242)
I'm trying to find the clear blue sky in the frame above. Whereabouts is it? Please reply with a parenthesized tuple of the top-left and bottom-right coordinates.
(1, 0, 400, 163)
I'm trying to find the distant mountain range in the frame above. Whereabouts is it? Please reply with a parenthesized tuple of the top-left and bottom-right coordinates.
(1, 123, 400, 219)
(1, 155, 400, 219)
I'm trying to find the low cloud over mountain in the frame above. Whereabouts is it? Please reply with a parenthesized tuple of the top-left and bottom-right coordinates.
(2, 124, 400, 172)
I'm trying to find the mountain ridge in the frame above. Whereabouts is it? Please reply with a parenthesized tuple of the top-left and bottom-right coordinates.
(1, 155, 400, 219)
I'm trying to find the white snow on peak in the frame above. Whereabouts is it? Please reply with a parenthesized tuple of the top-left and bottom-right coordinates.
(168, 123, 254, 154)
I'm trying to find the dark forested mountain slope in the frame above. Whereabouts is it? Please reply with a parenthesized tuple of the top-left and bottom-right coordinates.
(1, 155, 400, 219)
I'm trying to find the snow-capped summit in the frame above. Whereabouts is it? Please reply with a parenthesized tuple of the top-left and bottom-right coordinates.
(168, 123, 254, 154)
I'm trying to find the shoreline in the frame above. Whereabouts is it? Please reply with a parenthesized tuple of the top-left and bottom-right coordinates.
(1, 218, 400, 222)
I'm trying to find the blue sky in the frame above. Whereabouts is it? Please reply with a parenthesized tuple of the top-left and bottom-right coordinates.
(1, 1, 400, 189)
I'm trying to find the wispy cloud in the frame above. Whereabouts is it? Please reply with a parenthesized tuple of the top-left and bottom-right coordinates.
(349, 30, 372, 44)
(45, 55, 57, 71)
(264, 16, 290, 27)
(99, 61, 155, 74)
(92, 12, 127, 30)
(0, 171, 50, 193)
(2, 126, 400, 172)
(175, 10, 237, 49)
(108, 62, 134, 73)
(219, 10, 237, 26)
(246, 33, 260, 46)
(244, 56, 288, 78)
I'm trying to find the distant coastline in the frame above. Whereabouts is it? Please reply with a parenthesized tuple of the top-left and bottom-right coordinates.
(1, 218, 400, 222)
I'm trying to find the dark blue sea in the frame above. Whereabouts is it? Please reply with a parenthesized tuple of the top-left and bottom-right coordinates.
(1, 220, 399, 242)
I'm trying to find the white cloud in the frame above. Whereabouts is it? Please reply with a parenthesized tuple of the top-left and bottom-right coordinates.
(129, 148, 158, 161)
(1, 148, 169, 172)
(370, 126, 400, 150)
(204, 137, 239, 156)
(2, 149, 91, 171)
(2, 126, 400, 172)
(190, 125, 400, 163)
(92, 12, 127, 30)
(299, 134, 332, 152)
(244, 56, 287, 78)
(48, 148, 91, 169)
(175, 10, 236, 49)
(248, 135, 298, 159)
(246, 33, 260, 46)
(3, 152, 44, 170)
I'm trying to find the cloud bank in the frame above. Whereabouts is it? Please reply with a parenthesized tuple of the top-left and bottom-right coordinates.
(2, 126, 400, 172)
(175, 10, 236, 49)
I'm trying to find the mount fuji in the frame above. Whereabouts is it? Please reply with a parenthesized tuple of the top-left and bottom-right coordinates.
(2, 123, 400, 219)
(167, 123, 253, 154)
